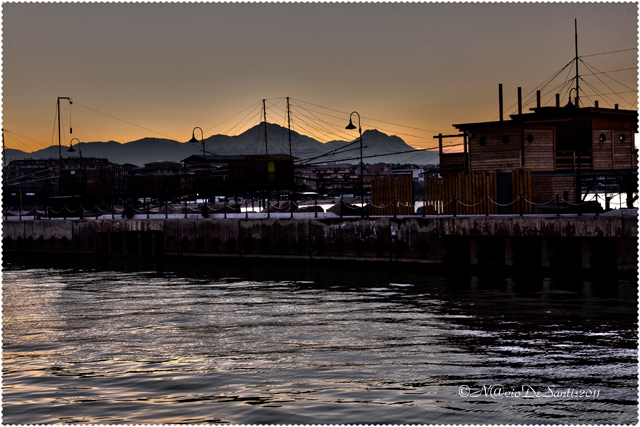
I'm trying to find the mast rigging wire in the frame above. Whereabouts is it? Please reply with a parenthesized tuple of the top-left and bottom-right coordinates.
(580, 47, 637, 58)
(73, 102, 179, 140)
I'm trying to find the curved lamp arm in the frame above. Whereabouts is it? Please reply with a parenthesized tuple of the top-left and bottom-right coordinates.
(190, 126, 204, 143)
(345, 111, 361, 135)
(68, 137, 80, 153)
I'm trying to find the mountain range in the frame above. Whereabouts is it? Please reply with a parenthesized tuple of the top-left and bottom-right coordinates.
(4, 123, 439, 167)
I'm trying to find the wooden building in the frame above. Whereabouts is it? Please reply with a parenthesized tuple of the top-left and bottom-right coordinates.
(434, 88, 638, 213)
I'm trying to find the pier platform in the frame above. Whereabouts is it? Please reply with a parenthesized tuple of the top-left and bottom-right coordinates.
(3, 213, 637, 272)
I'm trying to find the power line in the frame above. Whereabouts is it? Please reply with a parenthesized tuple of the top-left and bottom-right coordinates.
(203, 100, 264, 136)
(578, 64, 635, 109)
(296, 140, 362, 165)
(580, 58, 638, 96)
(74, 102, 180, 140)
(290, 106, 352, 143)
(581, 47, 637, 58)
(581, 67, 637, 76)
(291, 98, 440, 134)
(300, 146, 451, 167)
(291, 99, 438, 143)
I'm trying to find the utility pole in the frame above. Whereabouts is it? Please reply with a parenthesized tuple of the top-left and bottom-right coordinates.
(286, 97, 292, 157)
(263, 99, 268, 155)
(286, 97, 294, 215)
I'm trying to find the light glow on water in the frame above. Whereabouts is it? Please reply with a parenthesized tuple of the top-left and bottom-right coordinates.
(2, 259, 637, 424)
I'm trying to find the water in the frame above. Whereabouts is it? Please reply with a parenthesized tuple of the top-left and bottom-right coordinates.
(3, 256, 637, 424)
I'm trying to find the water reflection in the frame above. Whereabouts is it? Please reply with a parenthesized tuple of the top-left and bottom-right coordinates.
(3, 255, 637, 424)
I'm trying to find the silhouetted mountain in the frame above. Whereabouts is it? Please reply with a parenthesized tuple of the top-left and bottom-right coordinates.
(205, 123, 327, 160)
(3, 149, 29, 164)
(4, 123, 438, 166)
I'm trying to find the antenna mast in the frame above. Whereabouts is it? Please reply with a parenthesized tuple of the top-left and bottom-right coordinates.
(574, 19, 580, 107)
(263, 99, 268, 155)
(286, 97, 292, 157)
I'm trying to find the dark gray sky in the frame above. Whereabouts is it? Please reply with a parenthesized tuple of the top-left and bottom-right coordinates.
(3, 2, 638, 153)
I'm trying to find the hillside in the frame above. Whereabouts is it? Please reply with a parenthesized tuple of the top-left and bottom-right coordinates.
(4, 123, 438, 166)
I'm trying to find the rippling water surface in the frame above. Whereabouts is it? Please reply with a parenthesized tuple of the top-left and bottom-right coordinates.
(3, 257, 637, 424)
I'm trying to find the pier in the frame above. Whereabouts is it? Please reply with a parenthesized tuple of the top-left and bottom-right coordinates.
(3, 213, 637, 272)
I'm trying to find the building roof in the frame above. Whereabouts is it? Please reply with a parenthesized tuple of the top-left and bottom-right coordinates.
(453, 106, 638, 131)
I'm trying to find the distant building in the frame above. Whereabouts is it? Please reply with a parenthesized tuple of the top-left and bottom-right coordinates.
(4, 157, 136, 209)
(296, 164, 363, 196)
(181, 153, 296, 195)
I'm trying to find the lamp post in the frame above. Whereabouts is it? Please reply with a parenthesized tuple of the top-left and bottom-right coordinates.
(189, 126, 205, 158)
(68, 138, 83, 198)
(190, 127, 206, 202)
(56, 97, 72, 197)
(345, 111, 364, 217)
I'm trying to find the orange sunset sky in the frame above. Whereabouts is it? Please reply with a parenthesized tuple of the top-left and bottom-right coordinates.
(3, 2, 638, 155)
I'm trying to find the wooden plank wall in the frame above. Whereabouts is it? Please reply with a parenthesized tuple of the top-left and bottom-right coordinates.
(440, 153, 466, 174)
(531, 175, 576, 204)
(371, 175, 414, 215)
(592, 129, 636, 171)
(523, 129, 555, 171)
(424, 171, 500, 215)
(423, 169, 533, 215)
(511, 169, 533, 214)
(613, 130, 636, 170)
(469, 129, 521, 172)
(592, 129, 614, 170)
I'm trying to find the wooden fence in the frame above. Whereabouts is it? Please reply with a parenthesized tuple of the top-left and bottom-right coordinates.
(371, 174, 414, 216)
(511, 169, 533, 214)
(424, 169, 532, 215)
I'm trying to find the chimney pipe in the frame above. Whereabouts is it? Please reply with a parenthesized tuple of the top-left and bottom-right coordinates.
(555, 94, 560, 107)
(594, 100, 599, 108)
(536, 91, 541, 108)
(499, 84, 504, 122)
(517, 87, 522, 115)
(615, 104, 619, 110)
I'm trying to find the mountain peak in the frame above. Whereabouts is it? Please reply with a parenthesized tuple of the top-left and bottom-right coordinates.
(9, 122, 437, 166)
(362, 129, 388, 137)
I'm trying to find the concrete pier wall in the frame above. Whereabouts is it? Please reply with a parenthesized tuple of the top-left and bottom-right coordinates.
(3, 216, 637, 271)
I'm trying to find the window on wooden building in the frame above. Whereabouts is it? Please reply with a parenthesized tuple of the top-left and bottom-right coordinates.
(268, 161, 275, 182)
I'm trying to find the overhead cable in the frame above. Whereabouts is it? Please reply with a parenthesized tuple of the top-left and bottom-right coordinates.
(74, 102, 179, 140)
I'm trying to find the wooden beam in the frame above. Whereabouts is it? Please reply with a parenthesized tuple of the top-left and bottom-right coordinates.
(433, 134, 464, 139)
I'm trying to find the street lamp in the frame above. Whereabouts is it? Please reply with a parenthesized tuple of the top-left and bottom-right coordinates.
(345, 111, 364, 217)
(68, 138, 83, 197)
(189, 126, 205, 159)
(190, 126, 207, 201)
(68, 137, 81, 157)
(56, 97, 72, 196)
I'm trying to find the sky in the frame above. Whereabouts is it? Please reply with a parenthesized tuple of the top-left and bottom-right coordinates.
(2, 1, 638, 154)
